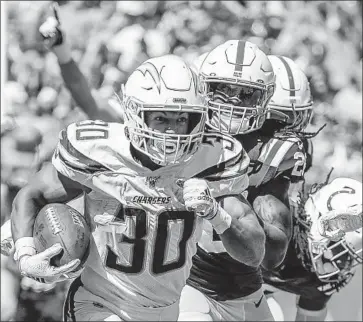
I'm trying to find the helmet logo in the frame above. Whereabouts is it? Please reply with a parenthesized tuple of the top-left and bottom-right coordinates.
(136, 62, 162, 94)
(327, 187, 356, 211)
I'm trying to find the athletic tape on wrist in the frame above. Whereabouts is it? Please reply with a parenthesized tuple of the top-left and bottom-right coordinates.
(14, 237, 36, 261)
(208, 205, 232, 234)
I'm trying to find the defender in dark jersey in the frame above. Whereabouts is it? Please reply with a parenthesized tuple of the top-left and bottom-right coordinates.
(179, 41, 302, 321)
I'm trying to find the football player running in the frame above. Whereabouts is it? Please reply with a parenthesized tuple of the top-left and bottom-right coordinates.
(180, 40, 297, 321)
(10, 54, 265, 321)
(263, 176, 362, 321)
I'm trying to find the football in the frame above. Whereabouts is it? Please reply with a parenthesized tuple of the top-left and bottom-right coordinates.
(33, 203, 91, 269)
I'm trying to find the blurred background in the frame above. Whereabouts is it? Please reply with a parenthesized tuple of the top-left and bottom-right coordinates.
(1, 1, 362, 321)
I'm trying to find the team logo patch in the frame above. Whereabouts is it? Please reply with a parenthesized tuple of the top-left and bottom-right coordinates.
(176, 179, 185, 188)
(145, 176, 161, 188)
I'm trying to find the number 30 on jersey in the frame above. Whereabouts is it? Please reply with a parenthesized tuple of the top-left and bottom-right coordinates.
(105, 208, 196, 275)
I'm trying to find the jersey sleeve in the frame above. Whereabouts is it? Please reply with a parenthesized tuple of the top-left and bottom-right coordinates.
(256, 136, 307, 186)
(196, 133, 250, 197)
(52, 122, 111, 189)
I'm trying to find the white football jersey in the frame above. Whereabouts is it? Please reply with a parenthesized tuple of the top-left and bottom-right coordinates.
(52, 120, 249, 308)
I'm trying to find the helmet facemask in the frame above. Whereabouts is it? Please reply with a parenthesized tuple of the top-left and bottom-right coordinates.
(121, 87, 207, 167)
(267, 102, 313, 132)
(308, 232, 361, 283)
(198, 40, 276, 136)
(202, 78, 274, 135)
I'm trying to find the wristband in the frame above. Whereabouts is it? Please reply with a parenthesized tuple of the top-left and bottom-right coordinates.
(208, 204, 232, 234)
(13, 237, 36, 262)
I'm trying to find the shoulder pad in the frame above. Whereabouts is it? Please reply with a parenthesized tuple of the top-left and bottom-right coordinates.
(196, 132, 248, 178)
(277, 137, 306, 174)
(193, 132, 250, 196)
(54, 121, 111, 175)
(52, 121, 135, 186)
(258, 135, 304, 168)
(255, 135, 306, 185)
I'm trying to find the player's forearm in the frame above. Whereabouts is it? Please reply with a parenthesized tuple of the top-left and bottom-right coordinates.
(11, 185, 47, 241)
(11, 165, 83, 242)
(261, 224, 289, 269)
(220, 215, 266, 267)
(253, 194, 292, 269)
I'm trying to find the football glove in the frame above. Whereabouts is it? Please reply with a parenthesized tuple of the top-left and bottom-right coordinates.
(182, 178, 232, 234)
(17, 243, 81, 284)
(318, 204, 362, 241)
(183, 178, 218, 220)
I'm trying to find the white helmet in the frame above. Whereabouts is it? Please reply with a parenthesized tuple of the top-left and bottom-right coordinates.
(267, 55, 313, 131)
(121, 55, 208, 166)
(301, 177, 362, 282)
(199, 40, 275, 135)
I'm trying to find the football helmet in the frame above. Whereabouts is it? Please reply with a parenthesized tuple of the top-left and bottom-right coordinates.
(303, 177, 362, 282)
(121, 55, 208, 166)
(198, 40, 275, 135)
(267, 55, 313, 131)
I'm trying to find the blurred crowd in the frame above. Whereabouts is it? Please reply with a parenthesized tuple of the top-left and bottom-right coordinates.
(1, 1, 362, 321)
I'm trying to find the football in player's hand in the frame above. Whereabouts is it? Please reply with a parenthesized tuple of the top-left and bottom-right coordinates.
(33, 203, 91, 269)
